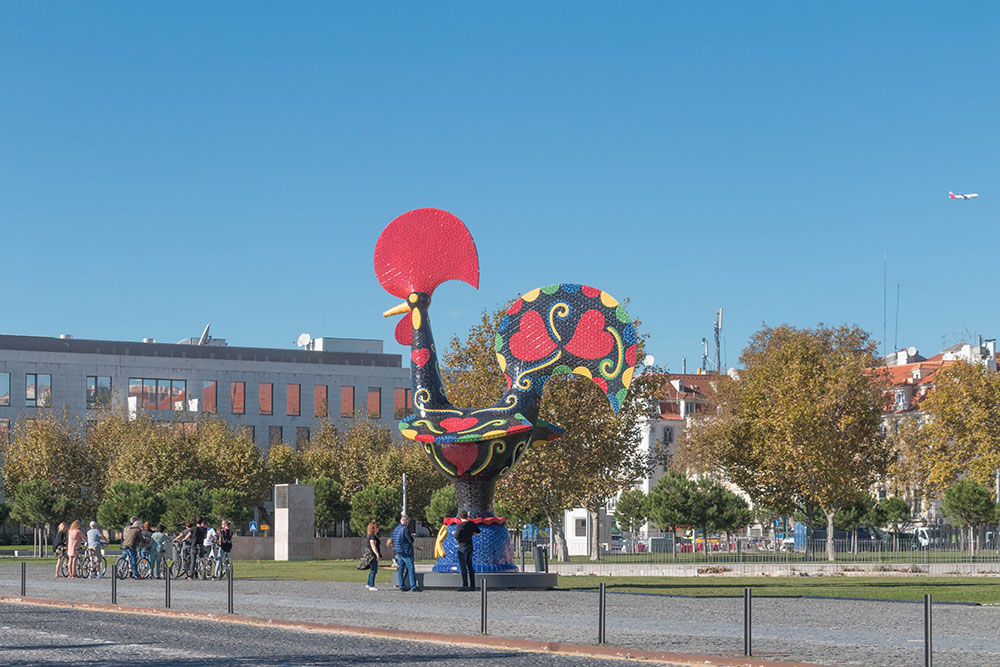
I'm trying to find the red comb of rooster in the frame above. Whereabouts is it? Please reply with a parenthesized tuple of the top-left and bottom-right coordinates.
(374, 208, 480, 299)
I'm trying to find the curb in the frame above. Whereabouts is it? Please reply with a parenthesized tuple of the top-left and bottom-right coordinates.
(0, 595, 832, 667)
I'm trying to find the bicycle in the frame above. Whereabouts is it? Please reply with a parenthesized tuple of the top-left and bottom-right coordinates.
(115, 551, 151, 579)
(77, 547, 107, 578)
(171, 544, 194, 579)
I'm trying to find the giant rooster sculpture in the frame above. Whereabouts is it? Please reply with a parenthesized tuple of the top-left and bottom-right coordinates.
(375, 208, 637, 573)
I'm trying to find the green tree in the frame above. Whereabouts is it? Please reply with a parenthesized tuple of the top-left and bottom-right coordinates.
(97, 481, 165, 532)
(368, 439, 441, 523)
(349, 484, 400, 535)
(210, 487, 254, 527)
(678, 324, 890, 561)
(424, 485, 458, 528)
(160, 480, 213, 531)
(614, 489, 648, 536)
(712, 483, 751, 547)
(834, 494, 879, 554)
(305, 477, 350, 535)
(299, 419, 340, 480)
(0, 501, 10, 526)
(443, 305, 664, 561)
(647, 470, 696, 558)
(11, 480, 71, 529)
(100, 412, 200, 491)
(879, 495, 911, 551)
(942, 479, 996, 556)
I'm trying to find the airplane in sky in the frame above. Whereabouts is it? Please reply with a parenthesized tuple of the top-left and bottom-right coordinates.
(949, 191, 979, 200)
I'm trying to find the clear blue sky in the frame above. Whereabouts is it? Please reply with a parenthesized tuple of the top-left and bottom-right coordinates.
(2, 4, 998, 370)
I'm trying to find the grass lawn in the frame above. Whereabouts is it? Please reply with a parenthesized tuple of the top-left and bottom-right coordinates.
(229, 560, 1000, 603)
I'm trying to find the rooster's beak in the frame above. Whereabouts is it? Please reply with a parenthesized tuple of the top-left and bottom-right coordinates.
(383, 303, 409, 318)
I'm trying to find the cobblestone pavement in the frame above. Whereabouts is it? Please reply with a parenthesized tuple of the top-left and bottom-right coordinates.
(0, 601, 679, 666)
(4, 563, 1000, 666)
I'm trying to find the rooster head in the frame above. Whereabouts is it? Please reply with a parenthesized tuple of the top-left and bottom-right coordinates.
(374, 208, 479, 346)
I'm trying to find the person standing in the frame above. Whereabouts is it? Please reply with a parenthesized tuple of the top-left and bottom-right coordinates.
(392, 514, 419, 592)
(365, 521, 382, 591)
(150, 525, 168, 579)
(53, 522, 67, 578)
(86, 521, 107, 578)
(189, 517, 208, 580)
(122, 520, 142, 578)
(455, 510, 480, 592)
(66, 520, 85, 578)
(214, 520, 234, 578)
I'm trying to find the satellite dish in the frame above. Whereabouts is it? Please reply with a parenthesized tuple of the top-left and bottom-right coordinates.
(643, 354, 656, 367)
(296, 333, 312, 348)
(907, 346, 918, 356)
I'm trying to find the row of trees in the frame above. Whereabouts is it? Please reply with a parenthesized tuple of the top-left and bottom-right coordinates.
(0, 409, 450, 535)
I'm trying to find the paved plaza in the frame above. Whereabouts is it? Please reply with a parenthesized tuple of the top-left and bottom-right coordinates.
(3, 563, 1000, 666)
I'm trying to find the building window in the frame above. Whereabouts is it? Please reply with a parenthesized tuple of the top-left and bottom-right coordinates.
(202, 381, 217, 413)
(26, 373, 52, 407)
(341, 386, 354, 418)
(367, 387, 381, 419)
(287, 384, 300, 416)
(575, 518, 587, 537)
(0, 372, 9, 406)
(662, 427, 674, 445)
(0, 417, 8, 445)
(269, 425, 282, 446)
(128, 378, 189, 411)
(231, 382, 245, 414)
(313, 385, 328, 417)
(86, 376, 112, 409)
(394, 388, 408, 419)
(296, 426, 310, 447)
(259, 383, 273, 415)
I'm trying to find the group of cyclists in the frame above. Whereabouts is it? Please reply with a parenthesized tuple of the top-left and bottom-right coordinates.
(53, 516, 235, 581)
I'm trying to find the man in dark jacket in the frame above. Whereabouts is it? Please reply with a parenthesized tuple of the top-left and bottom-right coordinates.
(455, 510, 480, 592)
(392, 515, 419, 592)
(121, 520, 143, 578)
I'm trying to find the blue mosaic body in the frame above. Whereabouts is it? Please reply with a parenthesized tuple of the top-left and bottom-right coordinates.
(432, 523, 518, 573)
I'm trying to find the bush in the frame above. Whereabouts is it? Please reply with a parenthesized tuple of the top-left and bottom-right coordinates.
(160, 480, 213, 531)
(210, 487, 253, 527)
(304, 477, 350, 534)
(424, 485, 457, 528)
(349, 484, 400, 535)
(97, 481, 165, 531)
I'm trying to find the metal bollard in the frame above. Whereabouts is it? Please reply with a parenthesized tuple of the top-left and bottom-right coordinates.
(598, 582, 607, 644)
(227, 567, 234, 614)
(480, 579, 488, 635)
(20, 562, 26, 597)
(520, 548, 525, 572)
(744, 587, 752, 656)
(924, 593, 932, 667)
(165, 565, 171, 608)
(111, 569, 117, 605)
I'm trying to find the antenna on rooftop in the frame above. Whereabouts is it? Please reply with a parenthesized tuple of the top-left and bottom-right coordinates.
(714, 307, 723, 374)
(296, 333, 312, 349)
(701, 337, 709, 374)
(197, 323, 211, 346)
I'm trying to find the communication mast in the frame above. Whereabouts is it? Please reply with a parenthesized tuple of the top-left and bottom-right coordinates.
(714, 307, 723, 374)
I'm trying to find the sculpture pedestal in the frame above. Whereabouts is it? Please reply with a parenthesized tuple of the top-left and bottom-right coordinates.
(433, 518, 517, 573)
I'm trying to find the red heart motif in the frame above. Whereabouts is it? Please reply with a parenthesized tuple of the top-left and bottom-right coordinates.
(507, 298, 523, 315)
(581, 285, 601, 298)
(412, 348, 431, 368)
(441, 443, 479, 476)
(564, 309, 614, 360)
(441, 417, 479, 432)
(509, 310, 557, 362)
(625, 344, 637, 367)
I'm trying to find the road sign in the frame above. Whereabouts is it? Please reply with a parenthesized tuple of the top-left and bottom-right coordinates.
(261, 524, 270, 531)
(249, 521, 258, 533)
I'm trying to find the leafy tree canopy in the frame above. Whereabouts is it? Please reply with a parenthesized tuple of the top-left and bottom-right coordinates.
(11, 480, 72, 528)
(160, 479, 213, 531)
(210, 487, 254, 527)
(424, 485, 457, 528)
(97, 480, 165, 530)
(942, 479, 996, 529)
(349, 484, 401, 535)
(304, 477, 350, 533)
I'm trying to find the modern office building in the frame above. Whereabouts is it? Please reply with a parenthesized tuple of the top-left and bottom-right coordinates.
(0, 332, 412, 489)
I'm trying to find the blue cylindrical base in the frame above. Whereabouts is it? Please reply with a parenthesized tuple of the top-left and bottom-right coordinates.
(433, 523, 518, 573)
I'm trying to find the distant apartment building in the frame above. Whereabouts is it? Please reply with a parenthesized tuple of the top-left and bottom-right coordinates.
(0, 331, 411, 498)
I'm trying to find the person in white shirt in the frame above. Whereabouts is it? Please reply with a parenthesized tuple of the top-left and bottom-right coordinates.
(85, 521, 107, 578)
(203, 524, 218, 577)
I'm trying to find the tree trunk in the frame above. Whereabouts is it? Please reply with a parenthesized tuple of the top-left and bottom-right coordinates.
(547, 513, 570, 562)
(671, 527, 677, 559)
(825, 511, 836, 562)
(589, 509, 600, 562)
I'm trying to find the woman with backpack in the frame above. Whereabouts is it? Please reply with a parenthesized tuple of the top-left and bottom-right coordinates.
(214, 520, 234, 578)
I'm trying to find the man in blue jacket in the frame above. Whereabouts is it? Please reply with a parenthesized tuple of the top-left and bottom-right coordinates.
(392, 514, 420, 592)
